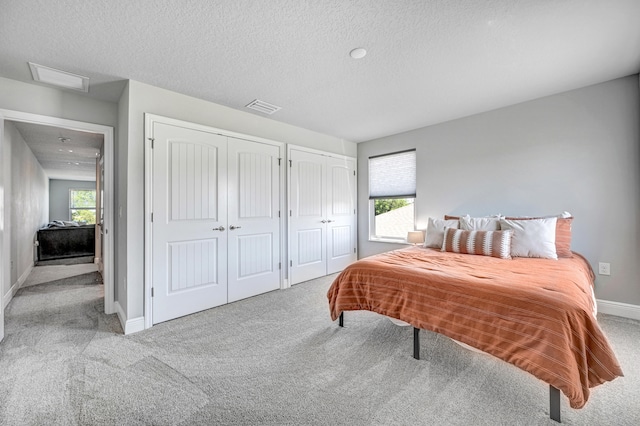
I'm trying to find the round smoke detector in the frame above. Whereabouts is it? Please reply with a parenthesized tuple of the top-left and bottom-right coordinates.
(349, 48, 367, 59)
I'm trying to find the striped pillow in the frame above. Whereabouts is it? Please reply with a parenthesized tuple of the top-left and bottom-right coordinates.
(441, 227, 513, 259)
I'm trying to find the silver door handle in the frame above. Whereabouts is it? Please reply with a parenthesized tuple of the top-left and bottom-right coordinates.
(212, 226, 225, 231)
(321, 220, 327, 223)
(230, 225, 242, 230)
(327, 220, 335, 223)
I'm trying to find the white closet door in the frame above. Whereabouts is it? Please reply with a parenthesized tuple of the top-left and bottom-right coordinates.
(326, 157, 357, 274)
(289, 149, 327, 284)
(152, 122, 228, 324)
(227, 138, 281, 302)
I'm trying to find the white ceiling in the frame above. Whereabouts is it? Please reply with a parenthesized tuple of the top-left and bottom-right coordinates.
(1, 0, 639, 144)
(12, 122, 102, 181)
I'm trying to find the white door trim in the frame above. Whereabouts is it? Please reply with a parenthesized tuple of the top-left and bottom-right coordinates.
(0, 109, 115, 316)
(144, 114, 285, 329)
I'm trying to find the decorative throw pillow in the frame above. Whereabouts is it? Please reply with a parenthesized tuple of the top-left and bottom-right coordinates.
(460, 215, 501, 231)
(504, 214, 573, 258)
(425, 217, 459, 248)
(499, 217, 558, 259)
(441, 227, 513, 259)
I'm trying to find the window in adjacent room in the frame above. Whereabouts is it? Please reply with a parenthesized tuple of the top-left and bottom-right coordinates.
(368, 149, 416, 242)
(69, 189, 97, 224)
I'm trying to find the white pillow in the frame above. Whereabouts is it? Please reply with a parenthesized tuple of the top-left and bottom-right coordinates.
(499, 217, 558, 259)
(425, 217, 459, 248)
(460, 215, 501, 231)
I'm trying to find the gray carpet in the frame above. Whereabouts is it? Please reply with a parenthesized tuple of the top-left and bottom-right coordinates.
(0, 272, 638, 426)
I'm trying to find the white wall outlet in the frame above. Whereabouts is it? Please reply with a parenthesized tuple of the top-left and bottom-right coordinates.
(598, 262, 611, 276)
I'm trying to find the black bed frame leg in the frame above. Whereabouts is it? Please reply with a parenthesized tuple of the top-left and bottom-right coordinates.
(413, 327, 420, 360)
(550, 385, 561, 423)
(339, 312, 344, 327)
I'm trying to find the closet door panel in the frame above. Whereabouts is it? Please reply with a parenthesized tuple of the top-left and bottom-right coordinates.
(227, 138, 281, 302)
(326, 157, 357, 274)
(289, 149, 327, 284)
(152, 123, 228, 324)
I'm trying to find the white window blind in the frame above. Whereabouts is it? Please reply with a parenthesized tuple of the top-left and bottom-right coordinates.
(369, 150, 416, 199)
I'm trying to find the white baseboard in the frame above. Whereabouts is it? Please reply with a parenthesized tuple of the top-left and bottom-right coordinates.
(125, 316, 145, 334)
(17, 263, 33, 290)
(3, 286, 14, 308)
(3, 263, 34, 308)
(597, 299, 640, 321)
(114, 301, 145, 335)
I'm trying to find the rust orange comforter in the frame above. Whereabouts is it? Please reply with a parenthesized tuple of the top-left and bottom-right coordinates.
(327, 247, 623, 409)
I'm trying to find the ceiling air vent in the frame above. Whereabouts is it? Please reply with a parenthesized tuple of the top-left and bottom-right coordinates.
(29, 62, 89, 92)
(245, 99, 282, 115)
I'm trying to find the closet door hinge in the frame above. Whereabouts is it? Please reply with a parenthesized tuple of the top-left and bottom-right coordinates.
(151, 212, 154, 222)
(290, 260, 293, 267)
(278, 210, 281, 218)
(151, 287, 154, 297)
(354, 248, 356, 254)
(278, 262, 281, 270)
(353, 170, 356, 176)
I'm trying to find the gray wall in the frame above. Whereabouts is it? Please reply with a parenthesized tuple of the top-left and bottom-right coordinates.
(358, 75, 640, 306)
(119, 80, 358, 321)
(49, 179, 96, 222)
(2, 121, 48, 302)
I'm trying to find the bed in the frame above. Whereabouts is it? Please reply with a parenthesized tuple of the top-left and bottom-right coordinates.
(327, 245, 623, 422)
(37, 222, 95, 261)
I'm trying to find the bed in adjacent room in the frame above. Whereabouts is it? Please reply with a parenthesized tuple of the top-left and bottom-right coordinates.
(37, 221, 95, 261)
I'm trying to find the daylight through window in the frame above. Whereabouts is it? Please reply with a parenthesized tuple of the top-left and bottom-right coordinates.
(69, 189, 97, 224)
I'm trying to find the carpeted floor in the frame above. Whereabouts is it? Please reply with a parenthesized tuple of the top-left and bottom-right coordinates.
(0, 270, 638, 425)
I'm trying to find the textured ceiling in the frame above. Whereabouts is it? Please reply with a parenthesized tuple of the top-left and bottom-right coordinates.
(1, 0, 639, 144)
(12, 122, 103, 181)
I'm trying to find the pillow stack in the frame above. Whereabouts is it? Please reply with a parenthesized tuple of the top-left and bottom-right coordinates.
(423, 212, 573, 260)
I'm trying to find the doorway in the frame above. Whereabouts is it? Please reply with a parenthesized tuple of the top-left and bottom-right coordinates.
(0, 110, 115, 341)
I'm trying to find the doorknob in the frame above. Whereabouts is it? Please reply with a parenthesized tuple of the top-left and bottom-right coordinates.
(327, 220, 335, 223)
(230, 225, 242, 230)
(212, 226, 225, 231)
(321, 220, 327, 223)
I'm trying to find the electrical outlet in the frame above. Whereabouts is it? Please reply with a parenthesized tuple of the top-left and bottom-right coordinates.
(598, 262, 611, 276)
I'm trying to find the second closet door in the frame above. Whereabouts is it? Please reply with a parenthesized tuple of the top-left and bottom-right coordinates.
(289, 149, 356, 285)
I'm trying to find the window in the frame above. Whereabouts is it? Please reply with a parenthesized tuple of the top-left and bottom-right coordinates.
(368, 150, 416, 242)
(69, 189, 97, 224)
